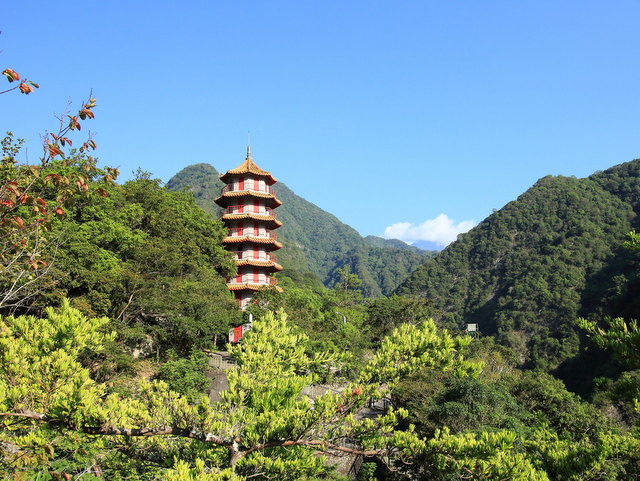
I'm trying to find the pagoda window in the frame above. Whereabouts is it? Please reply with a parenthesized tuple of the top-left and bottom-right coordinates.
(253, 199, 259, 213)
(238, 177, 245, 191)
(238, 199, 244, 214)
(237, 221, 244, 236)
(253, 268, 259, 283)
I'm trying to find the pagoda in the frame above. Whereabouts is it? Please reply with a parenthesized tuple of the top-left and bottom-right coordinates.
(215, 146, 283, 310)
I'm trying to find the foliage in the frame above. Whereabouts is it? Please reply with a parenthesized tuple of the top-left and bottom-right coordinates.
(397, 161, 640, 371)
(578, 317, 640, 369)
(0, 95, 118, 310)
(391, 339, 640, 480)
(367, 295, 439, 342)
(36, 176, 242, 356)
(1, 67, 38, 96)
(156, 351, 211, 403)
(0, 302, 479, 480)
(578, 314, 640, 429)
(334, 265, 363, 292)
(247, 276, 371, 367)
(623, 230, 640, 251)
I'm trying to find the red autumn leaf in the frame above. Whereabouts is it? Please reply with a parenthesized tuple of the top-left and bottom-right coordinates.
(36, 197, 47, 207)
(19, 82, 34, 94)
(55, 207, 64, 216)
(5, 183, 19, 196)
(14, 216, 24, 228)
(44, 173, 61, 185)
(68, 116, 81, 130)
(2, 68, 19, 82)
(79, 108, 95, 120)
(97, 188, 107, 198)
(47, 143, 63, 158)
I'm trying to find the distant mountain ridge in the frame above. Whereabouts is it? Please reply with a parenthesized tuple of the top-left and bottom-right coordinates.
(167, 163, 434, 296)
(364, 235, 427, 252)
(396, 159, 640, 376)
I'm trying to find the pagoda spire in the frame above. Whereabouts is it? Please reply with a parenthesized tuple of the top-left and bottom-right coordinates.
(246, 144, 252, 160)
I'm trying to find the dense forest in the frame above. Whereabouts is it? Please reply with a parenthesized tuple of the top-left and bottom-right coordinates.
(167, 163, 433, 297)
(397, 161, 640, 387)
(2, 87, 640, 479)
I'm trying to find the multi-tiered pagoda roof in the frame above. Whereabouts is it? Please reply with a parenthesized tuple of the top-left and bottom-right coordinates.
(216, 147, 283, 309)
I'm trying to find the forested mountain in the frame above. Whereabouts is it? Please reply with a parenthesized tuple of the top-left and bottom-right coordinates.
(167, 163, 433, 296)
(397, 159, 640, 374)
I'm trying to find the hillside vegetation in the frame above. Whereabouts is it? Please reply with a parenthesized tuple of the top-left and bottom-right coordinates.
(3, 126, 640, 479)
(167, 163, 433, 296)
(397, 160, 640, 373)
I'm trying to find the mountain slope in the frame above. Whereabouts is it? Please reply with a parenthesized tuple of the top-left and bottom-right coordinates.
(167, 163, 431, 296)
(364, 235, 426, 253)
(397, 159, 640, 371)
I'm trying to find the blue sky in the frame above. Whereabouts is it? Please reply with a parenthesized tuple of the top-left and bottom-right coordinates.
(2, 1, 639, 247)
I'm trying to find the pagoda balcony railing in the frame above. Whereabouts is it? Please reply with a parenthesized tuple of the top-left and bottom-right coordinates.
(227, 231, 277, 240)
(223, 206, 278, 218)
(231, 252, 278, 263)
(226, 275, 279, 286)
(221, 184, 277, 196)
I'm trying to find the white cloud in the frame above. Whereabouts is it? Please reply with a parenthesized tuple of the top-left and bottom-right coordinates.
(383, 214, 476, 248)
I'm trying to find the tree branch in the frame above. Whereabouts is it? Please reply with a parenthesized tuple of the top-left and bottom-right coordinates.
(0, 411, 385, 459)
